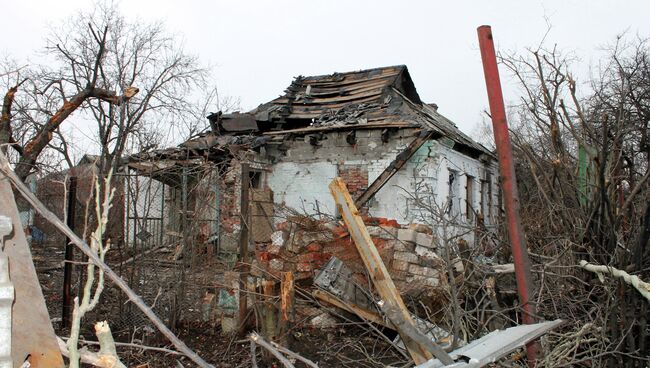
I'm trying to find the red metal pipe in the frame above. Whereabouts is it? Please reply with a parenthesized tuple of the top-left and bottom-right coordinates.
(477, 25, 540, 366)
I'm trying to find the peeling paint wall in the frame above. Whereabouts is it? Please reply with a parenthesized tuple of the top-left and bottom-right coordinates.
(262, 128, 499, 240)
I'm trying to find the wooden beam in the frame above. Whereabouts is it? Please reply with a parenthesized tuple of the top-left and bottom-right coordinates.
(312, 289, 391, 328)
(354, 130, 435, 208)
(329, 177, 432, 364)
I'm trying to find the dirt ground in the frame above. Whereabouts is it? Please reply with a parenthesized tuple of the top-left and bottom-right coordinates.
(31, 235, 406, 367)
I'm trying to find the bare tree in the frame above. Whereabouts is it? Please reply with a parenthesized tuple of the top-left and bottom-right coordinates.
(499, 34, 650, 366)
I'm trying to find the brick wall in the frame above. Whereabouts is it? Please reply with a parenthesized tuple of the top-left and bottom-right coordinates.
(251, 216, 446, 297)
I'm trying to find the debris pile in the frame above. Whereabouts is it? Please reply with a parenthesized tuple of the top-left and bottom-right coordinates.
(251, 216, 447, 296)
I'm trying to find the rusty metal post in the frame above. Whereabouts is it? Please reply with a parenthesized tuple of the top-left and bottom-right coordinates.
(61, 176, 77, 329)
(477, 25, 540, 366)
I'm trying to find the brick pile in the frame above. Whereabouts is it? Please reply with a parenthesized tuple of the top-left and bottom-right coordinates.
(252, 216, 446, 295)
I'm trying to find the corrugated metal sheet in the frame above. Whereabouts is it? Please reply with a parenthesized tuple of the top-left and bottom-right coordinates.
(416, 319, 563, 368)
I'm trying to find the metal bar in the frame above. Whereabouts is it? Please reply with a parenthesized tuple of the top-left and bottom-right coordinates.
(61, 176, 77, 329)
(477, 25, 540, 366)
(354, 129, 434, 208)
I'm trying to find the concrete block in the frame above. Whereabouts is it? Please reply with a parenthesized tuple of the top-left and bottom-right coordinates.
(367, 226, 398, 240)
(393, 241, 415, 252)
(271, 230, 286, 246)
(397, 228, 417, 243)
(221, 316, 238, 334)
(408, 264, 439, 278)
(393, 251, 419, 264)
(416, 232, 435, 248)
(406, 275, 440, 288)
(415, 245, 440, 261)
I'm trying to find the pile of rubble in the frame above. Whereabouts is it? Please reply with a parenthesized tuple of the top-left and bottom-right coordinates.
(252, 216, 447, 296)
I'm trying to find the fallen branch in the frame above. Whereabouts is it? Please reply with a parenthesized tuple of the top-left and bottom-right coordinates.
(58, 336, 107, 367)
(59, 336, 183, 356)
(57, 322, 126, 368)
(248, 333, 294, 368)
(0, 152, 214, 368)
(579, 260, 650, 301)
(271, 341, 319, 368)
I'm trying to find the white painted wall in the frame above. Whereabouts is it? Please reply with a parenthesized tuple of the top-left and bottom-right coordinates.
(263, 128, 499, 243)
(267, 161, 338, 217)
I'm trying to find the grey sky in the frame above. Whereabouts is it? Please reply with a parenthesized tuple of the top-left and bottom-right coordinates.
(3, 0, 650, 141)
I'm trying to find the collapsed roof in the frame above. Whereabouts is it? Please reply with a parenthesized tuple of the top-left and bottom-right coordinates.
(128, 65, 493, 183)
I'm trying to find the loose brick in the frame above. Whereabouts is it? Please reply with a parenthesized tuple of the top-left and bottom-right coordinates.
(408, 264, 439, 278)
(269, 258, 284, 271)
(267, 243, 282, 255)
(407, 275, 440, 288)
(416, 232, 435, 248)
(305, 242, 322, 252)
(271, 230, 286, 246)
(393, 240, 415, 252)
(408, 223, 433, 234)
(415, 246, 441, 261)
(393, 251, 419, 264)
(397, 228, 417, 243)
(367, 225, 398, 240)
(297, 262, 313, 272)
(391, 259, 409, 272)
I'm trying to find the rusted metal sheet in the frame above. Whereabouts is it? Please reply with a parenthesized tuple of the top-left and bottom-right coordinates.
(0, 178, 64, 367)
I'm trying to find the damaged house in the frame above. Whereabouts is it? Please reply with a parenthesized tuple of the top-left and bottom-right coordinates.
(126, 64, 499, 320)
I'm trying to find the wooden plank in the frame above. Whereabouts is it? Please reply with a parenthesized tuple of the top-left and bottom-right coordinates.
(274, 79, 390, 99)
(328, 177, 432, 364)
(263, 122, 416, 136)
(355, 129, 435, 208)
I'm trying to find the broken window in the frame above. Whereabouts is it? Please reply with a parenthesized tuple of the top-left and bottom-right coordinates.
(447, 170, 459, 216)
(480, 174, 493, 222)
(466, 175, 475, 221)
(249, 170, 263, 189)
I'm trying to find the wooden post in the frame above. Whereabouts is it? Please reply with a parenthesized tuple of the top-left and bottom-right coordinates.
(260, 279, 278, 364)
(329, 177, 433, 364)
(238, 163, 251, 334)
(62, 176, 77, 329)
(279, 272, 294, 345)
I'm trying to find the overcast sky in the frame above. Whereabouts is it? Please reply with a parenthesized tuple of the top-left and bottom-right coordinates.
(3, 0, 650, 142)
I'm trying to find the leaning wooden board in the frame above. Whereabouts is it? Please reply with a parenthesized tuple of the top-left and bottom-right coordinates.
(329, 177, 433, 364)
(0, 176, 64, 367)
